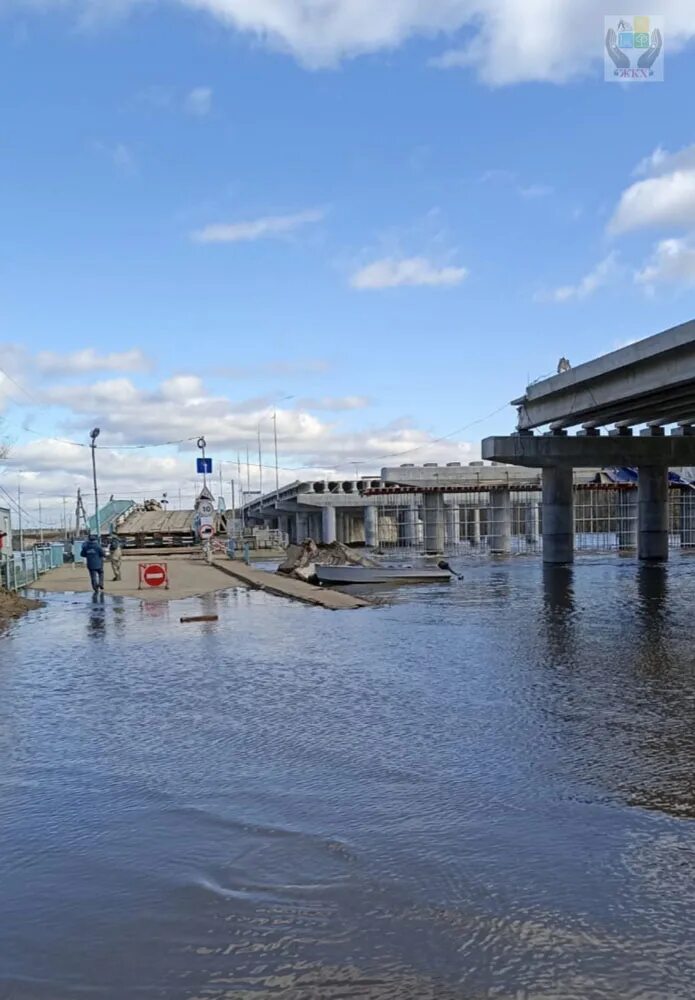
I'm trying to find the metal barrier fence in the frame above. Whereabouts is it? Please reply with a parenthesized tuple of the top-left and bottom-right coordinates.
(1, 544, 65, 591)
(371, 487, 695, 556)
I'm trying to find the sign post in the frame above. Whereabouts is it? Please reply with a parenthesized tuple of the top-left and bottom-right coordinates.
(196, 437, 212, 486)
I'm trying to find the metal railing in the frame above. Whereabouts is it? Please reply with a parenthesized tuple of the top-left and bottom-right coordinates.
(1, 544, 65, 591)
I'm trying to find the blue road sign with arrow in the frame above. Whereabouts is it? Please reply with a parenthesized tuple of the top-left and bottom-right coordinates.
(197, 458, 212, 475)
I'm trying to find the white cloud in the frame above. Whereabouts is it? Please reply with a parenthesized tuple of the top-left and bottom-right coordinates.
(183, 86, 213, 116)
(295, 395, 371, 411)
(350, 256, 468, 289)
(633, 143, 695, 178)
(2, 361, 476, 521)
(35, 348, 153, 375)
(536, 253, 618, 303)
(10, 1, 695, 85)
(635, 237, 695, 289)
(192, 208, 325, 244)
(609, 171, 695, 235)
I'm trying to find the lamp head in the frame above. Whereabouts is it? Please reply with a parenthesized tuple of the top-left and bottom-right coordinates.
(90, 427, 100, 442)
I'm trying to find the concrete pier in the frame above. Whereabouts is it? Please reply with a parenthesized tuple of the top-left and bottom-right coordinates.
(638, 466, 669, 561)
(422, 493, 445, 554)
(364, 506, 379, 548)
(617, 489, 638, 550)
(322, 506, 337, 545)
(404, 506, 418, 548)
(525, 500, 540, 545)
(445, 503, 461, 548)
(542, 467, 574, 564)
(488, 488, 512, 555)
(469, 507, 481, 546)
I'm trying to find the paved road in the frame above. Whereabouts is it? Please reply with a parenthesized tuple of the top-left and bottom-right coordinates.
(36, 556, 239, 602)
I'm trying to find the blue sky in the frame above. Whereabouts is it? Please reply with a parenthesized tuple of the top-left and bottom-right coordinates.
(1, 1, 695, 520)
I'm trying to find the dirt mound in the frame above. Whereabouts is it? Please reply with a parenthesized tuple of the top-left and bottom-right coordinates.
(0, 589, 43, 629)
(278, 540, 378, 582)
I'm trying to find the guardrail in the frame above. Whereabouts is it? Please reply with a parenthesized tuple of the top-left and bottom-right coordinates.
(1, 544, 65, 591)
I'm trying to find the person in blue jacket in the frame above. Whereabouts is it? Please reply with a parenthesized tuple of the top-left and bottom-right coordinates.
(81, 534, 105, 593)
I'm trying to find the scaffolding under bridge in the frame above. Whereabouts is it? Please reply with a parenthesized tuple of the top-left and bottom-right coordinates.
(364, 483, 695, 557)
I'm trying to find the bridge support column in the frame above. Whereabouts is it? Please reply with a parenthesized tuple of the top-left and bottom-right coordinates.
(422, 493, 445, 554)
(681, 490, 695, 548)
(542, 467, 574, 564)
(617, 488, 638, 550)
(469, 507, 481, 546)
(525, 500, 540, 545)
(638, 466, 669, 561)
(364, 505, 379, 548)
(321, 506, 336, 545)
(404, 505, 418, 548)
(489, 488, 512, 555)
(445, 503, 460, 548)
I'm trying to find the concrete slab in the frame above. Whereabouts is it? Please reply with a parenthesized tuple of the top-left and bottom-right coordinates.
(214, 560, 370, 610)
(483, 435, 695, 469)
(35, 556, 242, 602)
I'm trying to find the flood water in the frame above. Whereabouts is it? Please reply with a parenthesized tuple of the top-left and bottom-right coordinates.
(1, 558, 694, 999)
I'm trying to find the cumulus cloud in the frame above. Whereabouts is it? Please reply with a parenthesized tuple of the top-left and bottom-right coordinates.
(635, 237, 695, 289)
(8, 1, 695, 85)
(609, 171, 695, 235)
(2, 362, 476, 522)
(35, 347, 153, 375)
(192, 208, 325, 244)
(350, 256, 468, 289)
(536, 253, 618, 303)
(183, 86, 213, 116)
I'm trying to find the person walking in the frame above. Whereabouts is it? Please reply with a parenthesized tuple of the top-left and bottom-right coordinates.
(81, 534, 105, 593)
(109, 535, 123, 582)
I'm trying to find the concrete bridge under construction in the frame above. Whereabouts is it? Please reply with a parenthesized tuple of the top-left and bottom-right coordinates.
(483, 318, 695, 564)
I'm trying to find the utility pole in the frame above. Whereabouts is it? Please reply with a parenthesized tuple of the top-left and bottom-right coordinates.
(17, 483, 23, 552)
(38, 501, 44, 544)
(62, 496, 68, 538)
(231, 480, 236, 536)
(273, 410, 279, 501)
(258, 424, 263, 496)
(237, 454, 244, 527)
(219, 465, 223, 504)
(90, 427, 101, 538)
(246, 447, 251, 494)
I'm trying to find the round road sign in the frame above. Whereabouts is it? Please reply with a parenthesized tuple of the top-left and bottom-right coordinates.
(143, 564, 168, 588)
(200, 524, 214, 540)
(199, 500, 214, 517)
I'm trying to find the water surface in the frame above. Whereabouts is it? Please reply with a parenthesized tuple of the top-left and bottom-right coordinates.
(1, 558, 694, 999)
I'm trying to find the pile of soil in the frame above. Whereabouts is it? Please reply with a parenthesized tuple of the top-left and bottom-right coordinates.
(0, 589, 43, 628)
(278, 540, 378, 583)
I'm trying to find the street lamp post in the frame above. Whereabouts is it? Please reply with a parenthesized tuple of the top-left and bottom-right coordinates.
(90, 427, 101, 538)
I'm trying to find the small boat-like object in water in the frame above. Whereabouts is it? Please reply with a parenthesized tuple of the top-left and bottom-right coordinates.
(315, 564, 454, 586)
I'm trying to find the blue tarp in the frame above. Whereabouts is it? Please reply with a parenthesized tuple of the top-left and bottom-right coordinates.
(606, 467, 695, 488)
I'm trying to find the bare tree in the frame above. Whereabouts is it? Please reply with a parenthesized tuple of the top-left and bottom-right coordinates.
(0, 418, 8, 461)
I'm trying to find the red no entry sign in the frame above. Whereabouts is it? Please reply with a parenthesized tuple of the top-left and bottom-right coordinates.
(139, 563, 169, 590)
